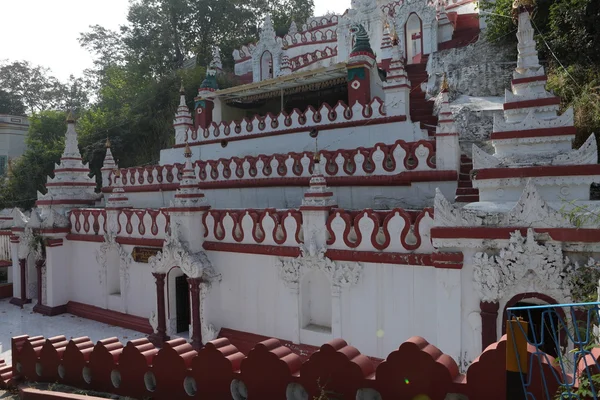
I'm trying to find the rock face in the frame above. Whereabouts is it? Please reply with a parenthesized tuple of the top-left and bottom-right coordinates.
(426, 39, 516, 98)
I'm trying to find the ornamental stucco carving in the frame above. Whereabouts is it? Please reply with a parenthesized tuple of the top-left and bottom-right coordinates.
(473, 229, 571, 302)
(433, 188, 483, 227)
(472, 144, 500, 170)
(278, 246, 363, 295)
(95, 232, 132, 288)
(149, 223, 220, 282)
(552, 133, 597, 166)
(493, 108, 574, 133)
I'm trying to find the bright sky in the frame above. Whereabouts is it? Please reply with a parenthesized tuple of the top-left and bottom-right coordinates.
(0, 0, 351, 82)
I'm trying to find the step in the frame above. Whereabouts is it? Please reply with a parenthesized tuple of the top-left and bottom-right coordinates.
(456, 187, 479, 195)
(458, 181, 474, 188)
(455, 194, 480, 203)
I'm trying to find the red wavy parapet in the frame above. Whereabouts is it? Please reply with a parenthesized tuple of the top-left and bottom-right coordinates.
(103, 139, 438, 193)
(69, 208, 170, 240)
(283, 29, 337, 50)
(185, 98, 388, 143)
(8, 333, 575, 399)
(288, 46, 338, 71)
(203, 208, 303, 247)
(326, 207, 435, 253)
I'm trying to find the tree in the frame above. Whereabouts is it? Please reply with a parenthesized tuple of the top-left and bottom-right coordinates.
(0, 111, 67, 210)
(0, 90, 26, 116)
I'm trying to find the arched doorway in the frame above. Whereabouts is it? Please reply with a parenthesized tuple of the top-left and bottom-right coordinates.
(405, 13, 423, 64)
(502, 293, 566, 358)
(166, 266, 191, 336)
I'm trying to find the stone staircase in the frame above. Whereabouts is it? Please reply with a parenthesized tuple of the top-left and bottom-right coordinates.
(439, 13, 480, 51)
(0, 357, 12, 389)
(455, 154, 479, 203)
(405, 56, 437, 137)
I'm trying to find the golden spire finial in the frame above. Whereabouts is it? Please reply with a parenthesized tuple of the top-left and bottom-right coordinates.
(184, 142, 192, 158)
(113, 168, 121, 178)
(441, 73, 449, 93)
(105, 137, 111, 149)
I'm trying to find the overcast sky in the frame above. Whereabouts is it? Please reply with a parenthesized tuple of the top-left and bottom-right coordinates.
(0, 0, 350, 82)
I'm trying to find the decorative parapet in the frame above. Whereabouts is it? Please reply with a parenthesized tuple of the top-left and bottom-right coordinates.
(326, 208, 435, 254)
(7, 333, 565, 399)
(182, 98, 390, 144)
(283, 30, 337, 50)
(69, 208, 170, 242)
(288, 46, 338, 71)
(203, 209, 303, 251)
(103, 140, 441, 193)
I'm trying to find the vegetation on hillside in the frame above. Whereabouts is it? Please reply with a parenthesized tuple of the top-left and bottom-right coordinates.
(0, 0, 313, 210)
(480, 0, 600, 147)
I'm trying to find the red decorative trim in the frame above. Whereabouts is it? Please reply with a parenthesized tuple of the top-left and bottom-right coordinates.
(53, 168, 91, 173)
(285, 38, 337, 49)
(173, 193, 206, 199)
(46, 239, 64, 247)
(490, 126, 576, 140)
(0, 283, 13, 299)
(435, 133, 459, 137)
(45, 182, 96, 187)
(66, 301, 153, 334)
(203, 241, 301, 257)
(474, 164, 600, 180)
(0, 230, 11, 236)
(445, 0, 477, 9)
(431, 226, 600, 243)
(384, 84, 411, 90)
(503, 97, 560, 110)
(36, 200, 96, 206)
(116, 237, 164, 248)
(304, 192, 334, 198)
(32, 304, 68, 316)
(102, 170, 456, 193)
(326, 249, 433, 266)
(431, 252, 464, 269)
(9, 297, 31, 306)
(175, 115, 408, 148)
(0, 260, 11, 267)
(66, 234, 104, 242)
(512, 75, 547, 85)
(60, 157, 83, 161)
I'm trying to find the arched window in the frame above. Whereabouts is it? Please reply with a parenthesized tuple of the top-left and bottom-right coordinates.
(260, 51, 273, 80)
(405, 13, 423, 64)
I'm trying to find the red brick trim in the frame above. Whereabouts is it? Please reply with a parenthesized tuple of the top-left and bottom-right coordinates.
(325, 249, 433, 266)
(101, 170, 458, 194)
(384, 84, 411, 90)
(474, 164, 600, 180)
(19, 387, 109, 400)
(203, 241, 301, 257)
(431, 226, 600, 243)
(36, 200, 96, 206)
(66, 234, 104, 242)
(116, 237, 164, 247)
(503, 97, 561, 110)
(66, 301, 153, 334)
(490, 126, 576, 140)
(46, 239, 64, 248)
(32, 304, 68, 316)
(175, 115, 408, 148)
(431, 252, 463, 269)
(0, 260, 11, 267)
(0, 283, 13, 299)
(9, 297, 31, 306)
(512, 75, 547, 85)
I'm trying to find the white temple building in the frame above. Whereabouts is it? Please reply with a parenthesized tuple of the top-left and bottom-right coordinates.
(3, 0, 599, 368)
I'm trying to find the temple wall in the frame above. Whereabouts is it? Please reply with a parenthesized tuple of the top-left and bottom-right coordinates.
(204, 250, 461, 360)
(160, 120, 426, 163)
(117, 181, 457, 210)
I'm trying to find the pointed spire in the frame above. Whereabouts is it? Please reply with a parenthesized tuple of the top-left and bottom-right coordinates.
(350, 24, 375, 57)
(171, 143, 209, 209)
(513, 0, 540, 74)
(289, 21, 298, 35)
(436, 72, 458, 136)
(37, 110, 97, 210)
(106, 167, 130, 209)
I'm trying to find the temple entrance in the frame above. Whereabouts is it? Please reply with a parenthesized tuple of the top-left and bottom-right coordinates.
(175, 275, 190, 333)
(405, 13, 423, 64)
(508, 301, 560, 358)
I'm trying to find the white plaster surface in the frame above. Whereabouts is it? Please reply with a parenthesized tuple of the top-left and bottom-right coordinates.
(0, 299, 146, 366)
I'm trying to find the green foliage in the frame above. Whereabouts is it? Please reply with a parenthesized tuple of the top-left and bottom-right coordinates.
(0, 111, 67, 210)
(0, 89, 26, 116)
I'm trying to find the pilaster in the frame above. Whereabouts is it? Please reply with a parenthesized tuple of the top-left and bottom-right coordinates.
(149, 272, 169, 346)
(187, 277, 203, 350)
(43, 239, 69, 311)
(435, 75, 460, 172)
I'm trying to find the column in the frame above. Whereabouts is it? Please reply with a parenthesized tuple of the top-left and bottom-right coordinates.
(10, 259, 31, 307)
(187, 277, 203, 350)
(35, 260, 43, 306)
(480, 301, 500, 349)
(149, 273, 169, 346)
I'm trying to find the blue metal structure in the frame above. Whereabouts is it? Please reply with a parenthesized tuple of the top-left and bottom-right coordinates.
(507, 301, 600, 399)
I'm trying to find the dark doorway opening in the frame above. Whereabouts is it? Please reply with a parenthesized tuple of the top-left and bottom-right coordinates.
(175, 275, 190, 333)
(510, 302, 560, 358)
